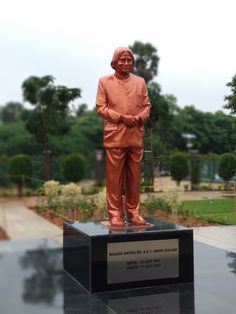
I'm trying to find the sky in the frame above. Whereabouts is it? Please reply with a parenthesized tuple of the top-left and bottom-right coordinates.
(0, 0, 236, 113)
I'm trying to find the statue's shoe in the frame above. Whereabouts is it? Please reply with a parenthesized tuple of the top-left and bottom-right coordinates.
(128, 215, 147, 226)
(110, 217, 125, 227)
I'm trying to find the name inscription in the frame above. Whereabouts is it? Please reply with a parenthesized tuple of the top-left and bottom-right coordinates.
(107, 239, 179, 284)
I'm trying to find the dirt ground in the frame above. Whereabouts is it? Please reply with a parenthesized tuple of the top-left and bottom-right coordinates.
(30, 204, 220, 230)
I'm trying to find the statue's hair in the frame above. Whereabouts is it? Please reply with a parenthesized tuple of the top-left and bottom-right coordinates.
(110, 47, 135, 70)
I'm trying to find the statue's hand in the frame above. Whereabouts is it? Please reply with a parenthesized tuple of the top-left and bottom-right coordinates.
(134, 115, 144, 126)
(121, 114, 137, 128)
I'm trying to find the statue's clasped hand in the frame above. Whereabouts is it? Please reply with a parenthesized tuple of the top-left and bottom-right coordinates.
(120, 114, 143, 128)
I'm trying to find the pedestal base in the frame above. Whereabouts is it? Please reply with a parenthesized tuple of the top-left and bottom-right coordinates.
(63, 218, 194, 293)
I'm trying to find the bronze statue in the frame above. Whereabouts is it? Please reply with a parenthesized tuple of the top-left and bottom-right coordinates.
(96, 47, 151, 227)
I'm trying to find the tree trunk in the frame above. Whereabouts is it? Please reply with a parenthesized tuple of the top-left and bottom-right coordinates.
(43, 151, 50, 181)
(17, 182, 23, 197)
(224, 180, 229, 191)
(42, 110, 50, 181)
(150, 127, 155, 186)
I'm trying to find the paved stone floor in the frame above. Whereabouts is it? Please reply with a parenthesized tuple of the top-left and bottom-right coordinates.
(0, 233, 235, 313)
(0, 199, 62, 245)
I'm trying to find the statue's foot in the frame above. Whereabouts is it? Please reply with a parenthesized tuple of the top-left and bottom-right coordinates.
(110, 217, 124, 228)
(128, 215, 147, 226)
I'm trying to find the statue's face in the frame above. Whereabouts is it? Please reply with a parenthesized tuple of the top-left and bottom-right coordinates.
(116, 51, 133, 76)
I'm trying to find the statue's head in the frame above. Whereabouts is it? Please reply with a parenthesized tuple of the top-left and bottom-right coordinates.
(111, 47, 135, 73)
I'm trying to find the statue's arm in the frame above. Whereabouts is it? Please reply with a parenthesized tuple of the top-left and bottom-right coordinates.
(96, 79, 121, 124)
(135, 82, 151, 125)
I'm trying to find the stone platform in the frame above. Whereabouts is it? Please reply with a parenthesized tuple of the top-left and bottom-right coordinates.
(63, 218, 194, 293)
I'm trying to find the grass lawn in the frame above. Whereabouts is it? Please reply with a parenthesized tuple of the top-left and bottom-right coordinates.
(182, 199, 236, 225)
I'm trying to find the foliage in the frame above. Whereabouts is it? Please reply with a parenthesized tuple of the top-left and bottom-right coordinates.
(129, 41, 159, 83)
(219, 153, 236, 188)
(144, 196, 172, 215)
(43, 180, 61, 208)
(82, 186, 100, 195)
(140, 180, 152, 187)
(62, 181, 81, 195)
(38, 180, 94, 220)
(21, 75, 81, 180)
(163, 189, 184, 213)
(224, 74, 236, 114)
(61, 182, 93, 217)
(0, 102, 24, 123)
(157, 154, 170, 176)
(190, 154, 201, 187)
(1, 104, 234, 185)
(182, 199, 235, 225)
(8, 154, 33, 196)
(1, 43, 236, 185)
(62, 153, 85, 182)
(170, 152, 189, 185)
(76, 103, 88, 117)
(144, 191, 183, 216)
(0, 156, 10, 186)
(0, 122, 39, 156)
(97, 187, 107, 218)
(65, 109, 104, 177)
(77, 199, 94, 218)
(166, 106, 236, 154)
(21, 75, 81, 140)
(128, 42, 160, 181)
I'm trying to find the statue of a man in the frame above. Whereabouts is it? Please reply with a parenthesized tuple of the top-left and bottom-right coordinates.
(96, 47, 151, 227)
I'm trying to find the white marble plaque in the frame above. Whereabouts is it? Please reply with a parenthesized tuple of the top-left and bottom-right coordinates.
(107, 239, 179, 284)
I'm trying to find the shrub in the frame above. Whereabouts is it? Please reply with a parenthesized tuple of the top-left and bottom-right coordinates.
(43, 180, 61, 208)
(144, 190, 183, 216)
(8, 154, 33, 196)
(60, 183, 82, 210)
(219, 153, 236, 189)
(0, 156, 10, 187)
(190, 155, 200, 187)
(97, 187, 107, 218)
(63, 153, 85, 182)
(144, 196, 172, 215)
(82, 186, 100, 195)
(38, 181, 94, 220)
(140, 180, 153, 192)
(170, 152, 189, 186)
(78, 199, 94, 219)
(61, 182, 82, 196)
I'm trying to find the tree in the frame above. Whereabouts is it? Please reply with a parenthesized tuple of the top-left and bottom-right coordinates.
(190, 154, 201, 189)
(21, 75, 81, 181)
(0, 102, 24, 123)
(0, 155, 10, 187)
(129, 41, 159, 83)
(224, 75, 236, 114)
(63, 153, 85, 182)
(8, 154, 33, 196)
(172, 106, 235, 154)
(170, 152, 189, 186)
(0, 122, 39, 156)
(219, 153, 236, 190)
(128, 42, 160, 183)
(144, 83, 172, 183)
(76, 103, 88, 117)
(65, 109, 104, 178)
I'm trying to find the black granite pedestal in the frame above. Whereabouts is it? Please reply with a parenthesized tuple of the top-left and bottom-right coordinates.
(63, 218, 194, 293)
